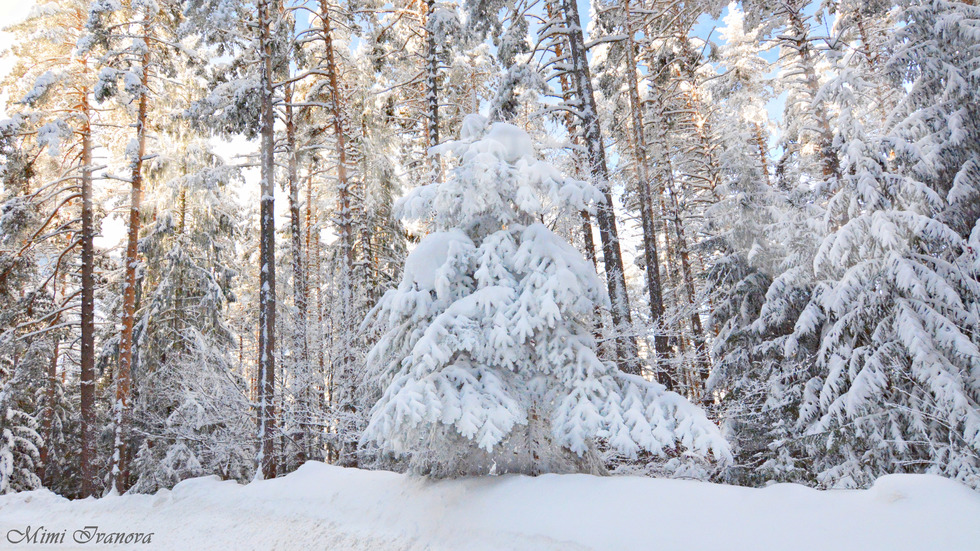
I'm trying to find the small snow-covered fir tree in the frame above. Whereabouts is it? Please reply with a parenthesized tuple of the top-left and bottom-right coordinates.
(361, 114, 730, 476)
(0, 361, 41, 495)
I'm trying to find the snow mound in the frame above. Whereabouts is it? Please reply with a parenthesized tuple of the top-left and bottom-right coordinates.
(401, 230, 473, 291)
(1, 463, 978, 550)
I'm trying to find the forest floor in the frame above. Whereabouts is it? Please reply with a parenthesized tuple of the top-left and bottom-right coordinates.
(1, 461, 978, 550)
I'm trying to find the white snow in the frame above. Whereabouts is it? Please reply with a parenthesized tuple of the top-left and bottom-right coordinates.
(400, 229, 473, 291)
(1, 462, 977, 550)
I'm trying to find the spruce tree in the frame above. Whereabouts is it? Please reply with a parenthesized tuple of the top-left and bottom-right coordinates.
(362, 115, 730, 476)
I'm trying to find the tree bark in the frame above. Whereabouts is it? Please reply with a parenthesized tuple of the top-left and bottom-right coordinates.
(559, 0, 640, 375)
(111, 15, 151, 494)
(623, 0, 672, 387)
(256, 0, 278, 480)
(79, 79, 97, 498)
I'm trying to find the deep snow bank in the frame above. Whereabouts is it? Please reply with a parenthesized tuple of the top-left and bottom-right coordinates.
(1, 462, 978, 550)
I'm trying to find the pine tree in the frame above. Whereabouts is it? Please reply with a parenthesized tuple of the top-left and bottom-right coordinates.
(183, 0, 294, 480)
(83, 0, 171, 495)
(0, 192, 44, 495)
(701, 3, 806, 485)
(2, 0, 104, 496)
(316, 0, 360, 466)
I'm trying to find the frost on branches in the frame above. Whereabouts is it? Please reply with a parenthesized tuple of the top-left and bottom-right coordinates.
(791, 0, 980, 489)
(361, 115, 731, 476)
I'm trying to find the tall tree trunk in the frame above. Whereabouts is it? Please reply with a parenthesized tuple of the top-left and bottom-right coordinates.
(111, 17, 151, 494)
(256, 0, 278, 480)
(284, 84, 310, 465)
(623, 0, 672, 387)
(318, 0, 357, 466)
(79, 80, 97, 498)
(318, 1, 351, 270)
(559, 0, 640, 375)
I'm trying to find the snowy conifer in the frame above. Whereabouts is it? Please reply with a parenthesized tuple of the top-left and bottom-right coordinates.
(128, 140, 254, 492)
(792, 0, 980, 489)
(361, 115, 730, 476)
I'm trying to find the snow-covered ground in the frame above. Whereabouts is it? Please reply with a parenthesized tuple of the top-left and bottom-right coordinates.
(1, 462, 978, 550)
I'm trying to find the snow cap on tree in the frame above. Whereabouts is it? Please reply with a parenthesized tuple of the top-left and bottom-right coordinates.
(362, 114, 731, 476)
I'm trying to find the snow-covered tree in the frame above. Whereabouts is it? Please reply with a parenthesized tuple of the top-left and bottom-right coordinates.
(742, 0, 838, 187)
(702, 3, 801, 485)
(361, 114, 730, 476)
(1, 0, 108, 496)
(125, 134, 254, 492)
(0, 204, 44, 494)
(791, 0, 980, 490)
(183, 0, 294, 480)
(0, 354, 42, 494)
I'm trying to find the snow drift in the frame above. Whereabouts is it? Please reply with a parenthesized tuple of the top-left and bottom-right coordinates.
(1, 462, 978, 550)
